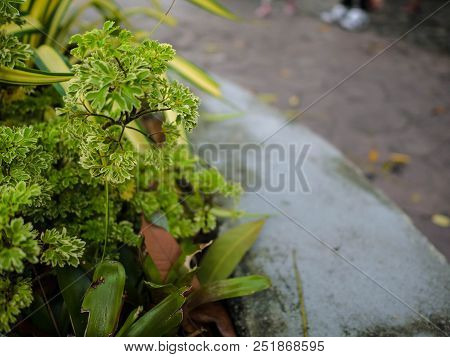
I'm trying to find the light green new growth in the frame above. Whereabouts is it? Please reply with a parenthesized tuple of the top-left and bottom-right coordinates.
(62, 21, 199, 185)
(40, 228, 85, 268)
(0, 277, 32, 332)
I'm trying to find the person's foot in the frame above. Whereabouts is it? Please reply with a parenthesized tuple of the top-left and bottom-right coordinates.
(320, 4, 348, 23)
(339, 8, 369, 31)
(283, 2, 297, 16)
(255, 3, 272, 18)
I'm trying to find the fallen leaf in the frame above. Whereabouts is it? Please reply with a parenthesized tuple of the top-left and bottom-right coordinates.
(141, 219, 237, 337)
(184, 302, 236, 337)
(432, 105, 447, 116)
(389, 153, 411, 165)
(204, 43, 220, 54)
(256, 93, 278, 104)
(410, 193, 422, 203)
(319, 24, 331, 33)
(431, 214, 450, 228)
(183, 278, 236, 337)
(368, 149, 379, 163)
(279, 67, 291, 79)
(141, 218, 181, 282)
(288, 95, 300, 107)
(382, 153, 411, 175)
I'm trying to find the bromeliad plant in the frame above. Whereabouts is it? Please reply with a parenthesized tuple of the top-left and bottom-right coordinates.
(1, 1, 270, 337)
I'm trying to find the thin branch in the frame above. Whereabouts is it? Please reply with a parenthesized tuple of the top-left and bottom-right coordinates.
(124, 125, 170, 142)
(114, 56, 127, 74)
(131, 107, 171, 120)
(85, 113, 116, 122)
(80, 100, 116, 123)
(117, 124, 126, 144)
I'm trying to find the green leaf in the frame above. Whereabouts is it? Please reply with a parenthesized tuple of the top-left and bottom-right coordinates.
(45, 0, 71, 47)
(169, 55, 221, 97)
(123, 289, 185, 337)
(122, 7, 177, 27)
(81, 261, 126, 337)
(55, 0, 121, 46)
(186, 0, 238, 21)
(34, 44, 71, 95)
(187, 275, 271, 310)
(0, 65, 72, 85)
(57, 266, 91, 337)
(198, 219, 265, 284)
(40, 228, 85, 268)
(26, 0, 53, 46)
(2, 15, 43, 36)
(116, 306, 143, 337)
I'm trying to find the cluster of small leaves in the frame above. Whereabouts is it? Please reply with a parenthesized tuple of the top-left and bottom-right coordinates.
(0, 31, 32, 68)
(62, 21, 199, 185)
(0, 18, 242, 334)
(133, 145, 242, 238)
(40, 228, 85, 268)
(0, 130, 43, 274)
(0, 277, 32, 332)
(0, 0, 24, 26)
(0, 126, 51, 185)
(0, 214, 39, 273)
(0, 87, 60, 126)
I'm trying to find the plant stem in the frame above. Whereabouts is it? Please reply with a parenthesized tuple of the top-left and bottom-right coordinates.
(101, 181, 110, 262)
(292, 250, 308, 337)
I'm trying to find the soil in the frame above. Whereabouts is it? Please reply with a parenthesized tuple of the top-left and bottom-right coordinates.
(151, 0, 450, 258)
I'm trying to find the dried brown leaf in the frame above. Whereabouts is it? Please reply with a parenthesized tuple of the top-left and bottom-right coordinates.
(141, 218, 181, 282)
(184, 302, 236, 337)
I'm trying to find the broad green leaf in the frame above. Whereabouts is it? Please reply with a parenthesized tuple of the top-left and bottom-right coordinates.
(81, 261, 126, 337)
(160, 310, 183, 336)
(123, 7, 177, 27)
(45, 0, 71, 47)
(187, 275, 271, 310)
(34, 45, 71, 95)
(0, 65, 73, 85)
(198, 219, 265, 284)
(57, 266, 91, 337)
(170, 55, 221, 97)
(21, 0, 33, 12)
(2, 15, 43, 36)
(27, 0, 52, 46)
(123, 289, 186, 337)
(186, 0, 238, 21)
(56, 0, 121, 46)
(116, 306, 143, 337)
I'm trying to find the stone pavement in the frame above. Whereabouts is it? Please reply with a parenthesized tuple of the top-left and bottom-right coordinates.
(149, 0, 450, 258)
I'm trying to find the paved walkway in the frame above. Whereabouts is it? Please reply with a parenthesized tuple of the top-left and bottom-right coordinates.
(151, 0, 450, 258)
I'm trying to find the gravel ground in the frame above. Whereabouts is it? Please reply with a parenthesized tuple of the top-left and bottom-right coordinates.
(125, 0, 450, 258)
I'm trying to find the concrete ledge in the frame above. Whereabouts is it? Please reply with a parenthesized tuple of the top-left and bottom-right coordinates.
(190, 78, 450, 336)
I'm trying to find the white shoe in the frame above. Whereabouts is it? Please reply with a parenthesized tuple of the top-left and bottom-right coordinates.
(320, 4, 348, 24)
(339, 8, 369, 31)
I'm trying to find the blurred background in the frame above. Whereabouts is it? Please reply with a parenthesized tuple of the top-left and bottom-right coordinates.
(129, 0, 450, 259)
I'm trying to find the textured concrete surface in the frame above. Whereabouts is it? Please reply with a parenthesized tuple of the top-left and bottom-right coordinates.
(152, 0, 450, 258)
(191, 78, 450, 336)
